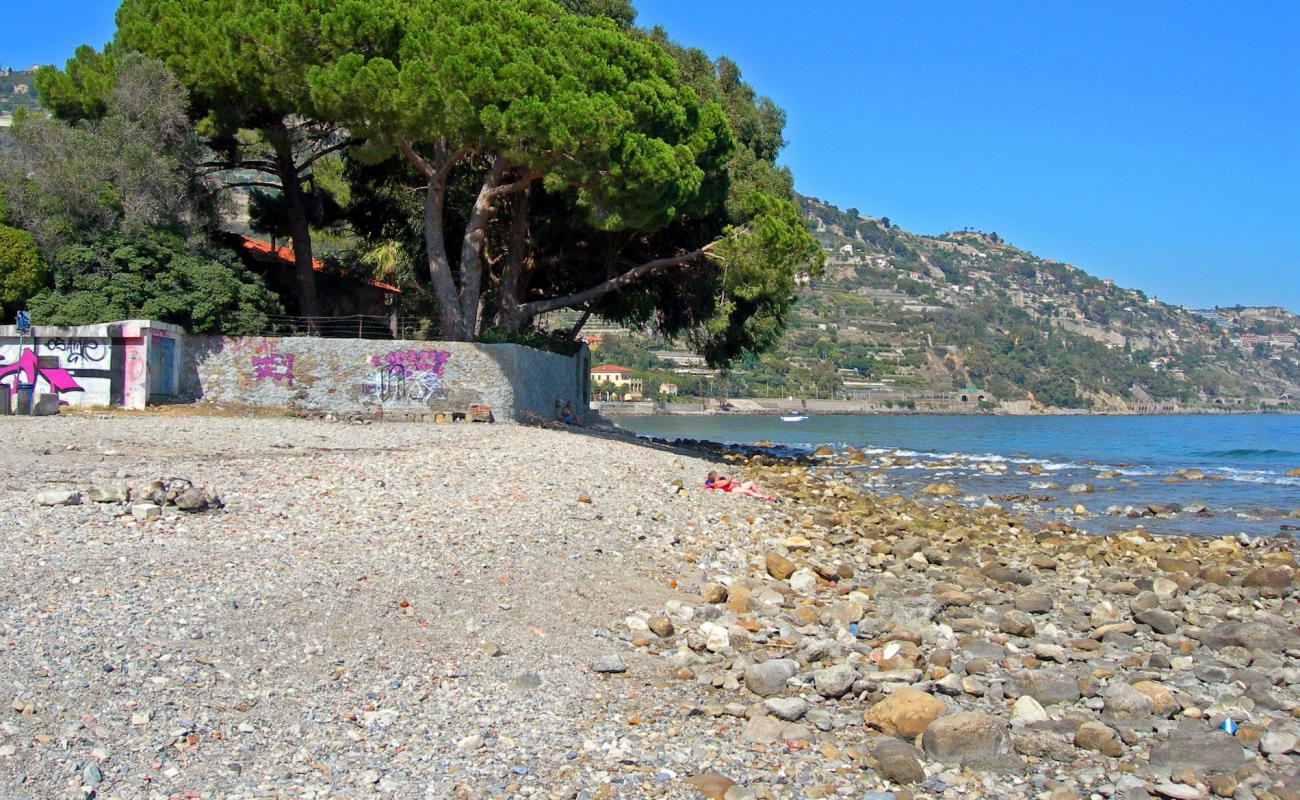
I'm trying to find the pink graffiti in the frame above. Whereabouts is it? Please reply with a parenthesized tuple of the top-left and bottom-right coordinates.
(369, 349, 450, 378)
(252, 353, 295, 384)
(0, 348, 84, 394)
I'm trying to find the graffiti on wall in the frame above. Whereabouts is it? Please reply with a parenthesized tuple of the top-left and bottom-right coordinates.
(45, 337, 108, 365)
(0, 348, 84, 395)
(363, 349, 451, 403)
(252, 353, 295, 384)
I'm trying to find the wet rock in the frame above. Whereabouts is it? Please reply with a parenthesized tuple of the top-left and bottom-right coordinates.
(1241, 566, 1293, 590)
(919, 483, 961, 497)
(920, 712, 1011, 765)
(744, 659, 798, 697)
(865, 687, 949, 738)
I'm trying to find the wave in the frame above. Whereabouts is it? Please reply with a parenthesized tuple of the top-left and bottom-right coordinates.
(1197, 448, 1300, 459)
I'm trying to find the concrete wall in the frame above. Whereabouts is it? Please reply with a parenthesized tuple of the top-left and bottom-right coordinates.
(184, 335, 589, 422)
(0, 320, 186, 410)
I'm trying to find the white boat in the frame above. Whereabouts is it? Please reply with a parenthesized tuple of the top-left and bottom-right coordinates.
(780, 414, 808, 422)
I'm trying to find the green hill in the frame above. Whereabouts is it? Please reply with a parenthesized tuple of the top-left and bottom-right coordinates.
(587, 194, 1299, 410)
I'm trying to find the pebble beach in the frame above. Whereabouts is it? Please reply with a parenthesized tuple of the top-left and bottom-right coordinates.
(2, 413, 1298, 800)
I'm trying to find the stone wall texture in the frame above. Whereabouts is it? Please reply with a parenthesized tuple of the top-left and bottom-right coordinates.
(183, 336, 590, 422)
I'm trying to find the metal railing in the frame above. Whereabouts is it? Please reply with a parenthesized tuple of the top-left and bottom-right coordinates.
(250, 314, 438, 340)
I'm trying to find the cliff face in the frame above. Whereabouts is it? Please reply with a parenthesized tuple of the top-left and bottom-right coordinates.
(793, 194, 1299, 406)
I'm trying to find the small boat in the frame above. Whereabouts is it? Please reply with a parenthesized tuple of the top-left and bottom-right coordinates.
(780, 414, 809, 422)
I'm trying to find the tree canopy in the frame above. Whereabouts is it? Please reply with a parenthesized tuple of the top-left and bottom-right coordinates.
(307, 0, 819, 357)
(2, 55, 283, 332)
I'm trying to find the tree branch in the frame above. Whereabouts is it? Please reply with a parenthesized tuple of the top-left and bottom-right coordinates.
(295, 138, 358, 174)
(568, 306, 594, 340)
(485, 169, 541, 198)
(398, 139, 434, 179)
(200, 159, 279, 173)
(519, 244, 721, 317)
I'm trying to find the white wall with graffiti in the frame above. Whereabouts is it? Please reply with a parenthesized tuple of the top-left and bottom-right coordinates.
(183, 335, 588, 422)
(0, 320, 587, 420)
(0, 320, 186, 410)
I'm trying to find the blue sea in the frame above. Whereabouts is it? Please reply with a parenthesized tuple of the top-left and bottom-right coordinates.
(613, 414, 1300, 537)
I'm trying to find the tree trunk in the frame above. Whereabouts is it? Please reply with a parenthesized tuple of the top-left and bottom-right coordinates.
(265, 122, 320, 324)
(495, 188, 531, 332)
(457, 159, 509, 339)
(399, 140, 464, 340)
(421, 175, 464, 339)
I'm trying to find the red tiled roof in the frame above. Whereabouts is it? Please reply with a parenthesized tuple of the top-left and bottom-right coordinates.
(591, 365, 632, 374)
(238, 236, 401, 294)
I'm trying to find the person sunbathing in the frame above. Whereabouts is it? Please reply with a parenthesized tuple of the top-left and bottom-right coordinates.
(704, 471, 773, 500)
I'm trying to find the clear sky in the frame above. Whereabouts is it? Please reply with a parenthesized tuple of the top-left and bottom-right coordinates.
(3, 1, 1297, 310)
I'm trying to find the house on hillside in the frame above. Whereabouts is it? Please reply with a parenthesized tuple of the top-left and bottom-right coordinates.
(590, 365, 643, 401)
(658, 382, 679, 397)
(223, 234, 400, 333)
(10, 84, 29, 95)
(958, 386, 989, 404)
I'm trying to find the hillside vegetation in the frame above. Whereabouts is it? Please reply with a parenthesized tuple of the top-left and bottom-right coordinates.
(588, 195, 1299, 409)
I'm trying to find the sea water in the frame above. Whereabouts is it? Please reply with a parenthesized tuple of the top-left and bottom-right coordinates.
(613, 413, 1300, 537)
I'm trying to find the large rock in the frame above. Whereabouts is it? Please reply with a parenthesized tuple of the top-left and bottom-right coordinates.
(1132, 680, 1178, 717)
(1200, 620, 1284, 652)
(813, 664, 858, 699)
(999, 610, 1036, 637)
(1074, 721, 1124, 757)
(1010, 695, 1048, 725)
(1005, 670, 1081, 706)
(1240, 566, 1292, 590)
(744, 659, 798, 697)
(765, 551, 796, 581)
(871, 738, 926, 785)
(36, 489, 81, 507)
(739, 715, 785, 744)
(1148, 722, 1247, 773)
(919, 482, 960, 497)
(1135, 608, 1181, 635)
(920, 712, 1011, 764)
(1101, 681, 1154, 724)
(865, 687, 949, 738)
(685, 772, 736, 799)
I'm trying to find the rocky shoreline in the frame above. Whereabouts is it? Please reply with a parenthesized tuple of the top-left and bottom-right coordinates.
(1, 414, 1297, 799)
(626, 447, 1300, 799)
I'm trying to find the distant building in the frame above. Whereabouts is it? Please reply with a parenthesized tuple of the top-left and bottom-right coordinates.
(11, 84, 29, 95)
(658, 382, 678, 397)
(958, 386, 989, 404)
(590, 365, 643, 401)
(581, 335, 604, 351)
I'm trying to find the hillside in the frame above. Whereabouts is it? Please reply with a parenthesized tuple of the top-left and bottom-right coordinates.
(587, 195, 1298, 410)
(0, 68, 40, 120)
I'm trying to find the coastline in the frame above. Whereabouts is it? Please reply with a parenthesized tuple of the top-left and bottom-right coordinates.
(595, 399, 1298, 417)
(3, 412, 1298, 798)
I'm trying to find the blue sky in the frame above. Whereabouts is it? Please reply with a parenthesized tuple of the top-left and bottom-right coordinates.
(4, 1, 1297, 310)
